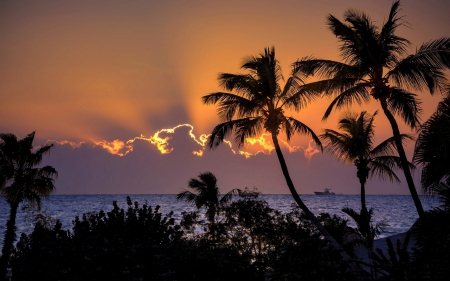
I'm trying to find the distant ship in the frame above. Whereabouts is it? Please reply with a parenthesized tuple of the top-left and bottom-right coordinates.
(314, 188, 335, 195)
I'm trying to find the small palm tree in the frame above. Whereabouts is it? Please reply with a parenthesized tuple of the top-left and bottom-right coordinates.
(294, 0, 450, 217)
(0, 132, 57, 279)
(202, 48, 371, 279)
(320, 110, 413, 212)
(414, 92, 450, 194)
(177, 172, 240, 224)
(320, 111, 410, 278)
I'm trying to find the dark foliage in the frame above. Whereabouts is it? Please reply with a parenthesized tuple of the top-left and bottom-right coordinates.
(371, 233, 414, 280)
(409, 207, 450, 279)
(0, 132, 58, 280)
(12, 197, 180, 280)
(10, 193, 358, 280)
(414, 94, 450, 194)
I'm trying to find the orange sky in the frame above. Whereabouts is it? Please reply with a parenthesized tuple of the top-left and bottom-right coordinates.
(1, 0, 449, 195)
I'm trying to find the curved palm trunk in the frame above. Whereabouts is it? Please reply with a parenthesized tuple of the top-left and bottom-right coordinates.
(379, 99, 425, 217)
(0, 201, 19, 281)
(270, 133, 370, 280)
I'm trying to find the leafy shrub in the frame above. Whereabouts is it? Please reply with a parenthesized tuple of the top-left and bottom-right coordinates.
(11, 194, 356, 280)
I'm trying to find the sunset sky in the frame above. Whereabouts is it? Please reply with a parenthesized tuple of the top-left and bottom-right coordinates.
(1, 0, 449, 195)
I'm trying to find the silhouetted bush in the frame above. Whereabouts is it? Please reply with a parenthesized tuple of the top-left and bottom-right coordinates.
(11, 194, 355, 280)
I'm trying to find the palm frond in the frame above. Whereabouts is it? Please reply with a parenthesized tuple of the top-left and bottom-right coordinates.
(235, 117, 265, 146)
(219, 188, 241, 205)
(379, 0, 410, 67)
(413, 38, 450, 69)
(177, 190, 200, 206)
(387, 88, 421, 129)
(281, 80, 324, 111)
(320, 129, 354, 161)
(323, 85, 370, 120)
(216, 73, 258, 100)
(286, 117, 322, 149)
(370, 134, 414, 157)
(369, 158, 402, 183)
(241, 47, 283, 100)
(197, 172, 218, 190)
(414, 96, 450, 192)
(31, 144, 54, 166)
(293, 57, 357, 79)
(343, 8, 381, 67)
(387, 54, 448, 94)
(206, 119, 243, 148)
(202, 92, 259, 121)
(187, 178, 208, 194)
(327, 14, 364, 66)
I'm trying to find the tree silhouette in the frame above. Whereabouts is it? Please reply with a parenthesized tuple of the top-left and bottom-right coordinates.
(321, 111, 413, 278)
(202, 47, 370, 280)
(0, 132, 57, 280)
(414, 91, 450, 194)
(294, 0, 450, 217)
(320, 111, 412, 211)
(177, 172, 240, 224)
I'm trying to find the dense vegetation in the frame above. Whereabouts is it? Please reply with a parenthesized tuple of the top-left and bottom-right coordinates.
(8, 187, 450, 280)
(10, 191, 357, 281)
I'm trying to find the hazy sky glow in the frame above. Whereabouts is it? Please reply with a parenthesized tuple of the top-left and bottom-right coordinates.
(1, 0, 449, 194)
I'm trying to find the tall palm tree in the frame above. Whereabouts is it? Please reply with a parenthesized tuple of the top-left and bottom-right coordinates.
(320, 110, 413, 212)
(0, 132, 57, 280)
(414, 92, 450, 194)
(177, 172, 240, 224)
(293, 0, 450, 217)
(202, 47, 370, 280)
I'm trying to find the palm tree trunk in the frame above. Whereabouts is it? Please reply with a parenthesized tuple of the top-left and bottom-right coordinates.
(379, 98, 425, 217)
(360, 180, 367, 212)
(270, 133, 370, 281)
(0, 201, 19, 281)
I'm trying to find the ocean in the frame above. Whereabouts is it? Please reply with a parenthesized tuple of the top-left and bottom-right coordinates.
(0, 194, 439, 247)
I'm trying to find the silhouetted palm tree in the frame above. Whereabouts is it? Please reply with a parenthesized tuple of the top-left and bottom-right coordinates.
(320, 111, 411, 278)
(202, 48, 371, 280)
(177, 172, 240, 224)
(294, 0, 450, 217)
(414, 92, 450, 194)
(0, 132, 57, 280)
(320, 110, 413, 211)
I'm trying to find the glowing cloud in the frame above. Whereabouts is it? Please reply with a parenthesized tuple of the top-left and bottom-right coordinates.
(193, 150, 204, 156)
(47, 140, 85, 149)
(303, 140, 320, 160)
(244, 133, 275, 155)
(238, 151, 253, 159)
(222, 139, 237, 154)
(91, 139, 133, 157)
(49, 124, 320, 160)
(127, 124, 208, 155)
(278, 139, 320, 160)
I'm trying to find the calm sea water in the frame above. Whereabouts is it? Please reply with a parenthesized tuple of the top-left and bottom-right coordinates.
(0, 194, 439, 247)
